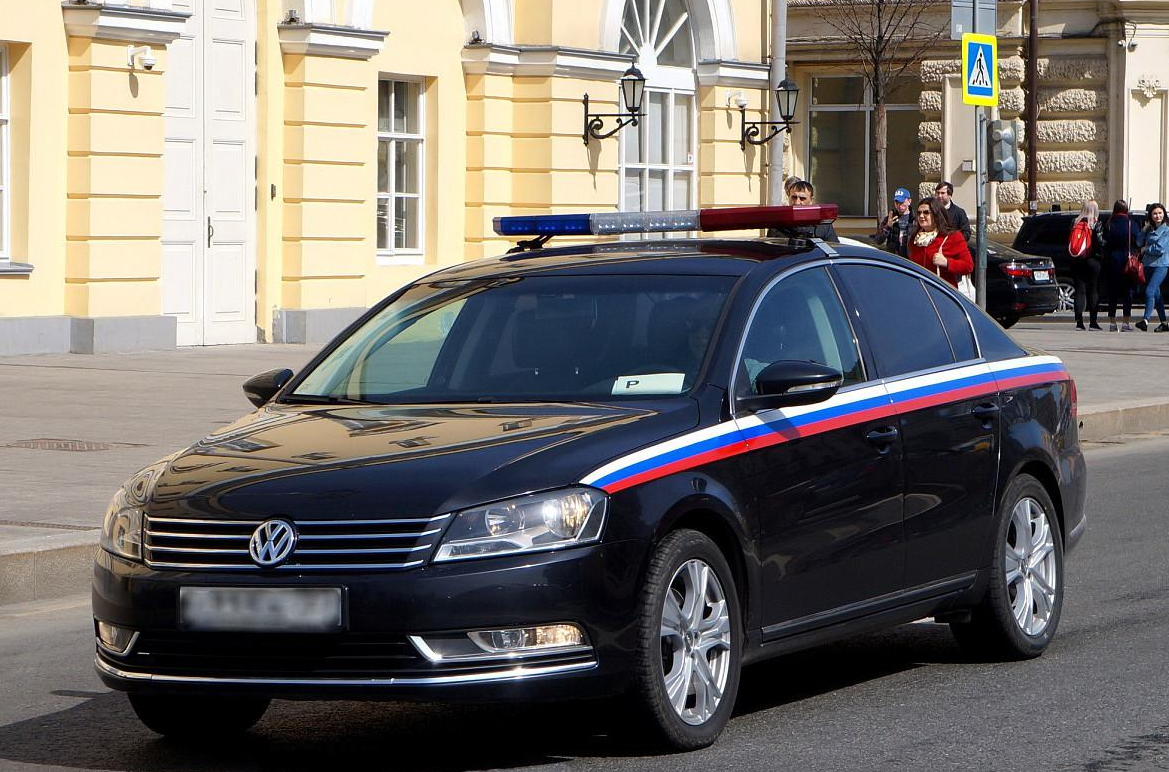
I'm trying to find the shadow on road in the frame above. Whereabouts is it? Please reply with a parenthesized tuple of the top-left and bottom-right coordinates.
(0, 623, 968, 772)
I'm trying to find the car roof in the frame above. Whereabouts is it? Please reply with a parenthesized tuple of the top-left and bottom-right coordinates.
(419, 238, 900, 282)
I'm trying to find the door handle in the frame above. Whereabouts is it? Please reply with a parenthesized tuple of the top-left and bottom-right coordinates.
(972, 402, 1000, 426)
(207, 216, 215, 248)
(865, 426, 899, 451)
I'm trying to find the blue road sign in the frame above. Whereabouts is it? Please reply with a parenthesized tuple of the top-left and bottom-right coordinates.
(962, 33, 997, 107)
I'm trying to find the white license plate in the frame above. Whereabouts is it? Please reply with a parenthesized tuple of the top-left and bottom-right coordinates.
(1033, 270, 1051, 282)
(180, 587, 342, 633)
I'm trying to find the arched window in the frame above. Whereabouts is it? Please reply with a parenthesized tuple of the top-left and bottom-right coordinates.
(618, 0, 697, 220)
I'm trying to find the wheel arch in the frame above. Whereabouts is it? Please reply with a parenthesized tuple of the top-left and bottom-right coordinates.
(1014, 458, 1066, 542)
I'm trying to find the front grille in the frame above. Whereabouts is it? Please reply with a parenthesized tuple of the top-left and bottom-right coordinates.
(143, 513, 450, 571)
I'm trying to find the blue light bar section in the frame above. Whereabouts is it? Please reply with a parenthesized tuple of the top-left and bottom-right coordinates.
(493, 214, 593, 236)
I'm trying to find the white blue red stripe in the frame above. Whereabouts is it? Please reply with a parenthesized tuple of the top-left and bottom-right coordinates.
(581, 355, 1070, 494)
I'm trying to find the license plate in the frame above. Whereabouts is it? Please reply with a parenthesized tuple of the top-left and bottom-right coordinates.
(1033, 270, 1051, 282)
(179, 587, 342, 633)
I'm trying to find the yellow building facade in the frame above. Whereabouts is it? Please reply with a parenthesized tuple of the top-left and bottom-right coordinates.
(2, 1, 1167, 353)
(0, 0, 775, 354)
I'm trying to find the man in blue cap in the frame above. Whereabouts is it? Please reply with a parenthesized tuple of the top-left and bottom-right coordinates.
(875, 187, 913, 257)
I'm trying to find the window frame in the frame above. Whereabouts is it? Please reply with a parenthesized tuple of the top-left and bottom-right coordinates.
(376, 76, 425, 266)
(619, 86, 697, 218)
(0, 45, 9, 262)
(729, 262, 868, 413)
(806, 73, 922, 218)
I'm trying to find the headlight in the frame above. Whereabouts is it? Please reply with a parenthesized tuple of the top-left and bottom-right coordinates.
(101, 487, 143, 561)
(433, 487, 607, 563)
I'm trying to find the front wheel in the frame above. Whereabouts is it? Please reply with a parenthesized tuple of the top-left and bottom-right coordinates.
(631, 529, 742, 751)
(129, 693, 270, 739)
(951, 474, 1064, 659)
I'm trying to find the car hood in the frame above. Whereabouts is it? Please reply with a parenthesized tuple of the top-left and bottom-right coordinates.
(144, 401, 698, 520)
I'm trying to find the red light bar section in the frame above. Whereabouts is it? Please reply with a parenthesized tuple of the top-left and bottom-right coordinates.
(697, 204, 839, 232)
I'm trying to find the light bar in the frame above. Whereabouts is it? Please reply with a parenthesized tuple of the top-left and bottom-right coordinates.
(492, 204, 838, 238)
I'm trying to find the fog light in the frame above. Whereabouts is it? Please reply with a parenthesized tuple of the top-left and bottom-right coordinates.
(96, 621, 137, 655)
(469, 623, 585, 654)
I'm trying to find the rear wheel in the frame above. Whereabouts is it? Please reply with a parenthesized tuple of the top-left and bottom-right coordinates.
(631, 529, 741, 750)
(128, 693, 270, 738)
(951, 474, 1064, 659)
(1057, 280, 1075, 312)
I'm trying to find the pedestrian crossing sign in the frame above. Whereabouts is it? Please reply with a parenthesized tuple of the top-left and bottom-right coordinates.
(962, 33, 998, 106)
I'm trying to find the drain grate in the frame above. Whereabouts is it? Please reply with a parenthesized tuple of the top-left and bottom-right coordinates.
(3, 438, 146, 452)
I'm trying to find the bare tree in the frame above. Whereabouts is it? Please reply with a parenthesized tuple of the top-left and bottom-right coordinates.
(809, 0, 948, 218)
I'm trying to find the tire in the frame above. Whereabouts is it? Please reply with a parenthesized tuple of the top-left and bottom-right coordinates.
(950, 474, 1064, 660)
(128, 693, 270, 738)
(630, 529, 742, 751)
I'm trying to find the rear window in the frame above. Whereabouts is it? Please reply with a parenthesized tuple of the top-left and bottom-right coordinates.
(291, 274, 737, 403)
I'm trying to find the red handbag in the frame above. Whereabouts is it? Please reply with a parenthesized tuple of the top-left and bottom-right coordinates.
(1124, 220, 1146, 284)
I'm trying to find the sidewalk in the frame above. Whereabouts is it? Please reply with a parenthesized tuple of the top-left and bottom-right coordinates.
(2, 321, 1167, 606)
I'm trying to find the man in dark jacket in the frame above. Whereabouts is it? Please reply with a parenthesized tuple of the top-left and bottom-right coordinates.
(934, 181, 972, 243)
(767, 180, 838, 240)
(875, 187, 913, 256)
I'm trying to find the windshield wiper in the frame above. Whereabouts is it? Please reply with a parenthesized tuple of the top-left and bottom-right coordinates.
(279, 394, 376, 405)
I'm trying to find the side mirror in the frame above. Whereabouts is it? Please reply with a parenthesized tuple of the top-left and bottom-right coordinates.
(243, 368, 294, 408)
(738, 360, 843, 413)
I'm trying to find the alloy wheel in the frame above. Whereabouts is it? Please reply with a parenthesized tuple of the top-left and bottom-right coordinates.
(1057, 281, 1075, 312)
(659, 558, 732, 726)
(1004, 496, 1058, 636)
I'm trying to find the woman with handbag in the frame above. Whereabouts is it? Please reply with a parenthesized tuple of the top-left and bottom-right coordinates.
(1137, 202, 1169, 331)
(907, 197, 974, 298)
(1103, 199, 1141, 331)
(1070, 200, 1104, 330)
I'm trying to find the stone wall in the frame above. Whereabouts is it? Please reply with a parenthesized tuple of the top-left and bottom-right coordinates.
(917, 51, 1108, 236)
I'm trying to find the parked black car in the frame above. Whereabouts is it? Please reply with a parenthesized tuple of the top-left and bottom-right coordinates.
(985, 242, 1059, 327)
(1012, 211, 1147, 311)
(94, 207, 1087, 751)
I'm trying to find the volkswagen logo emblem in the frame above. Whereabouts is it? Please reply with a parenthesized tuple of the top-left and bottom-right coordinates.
(248, 519, 297, 568)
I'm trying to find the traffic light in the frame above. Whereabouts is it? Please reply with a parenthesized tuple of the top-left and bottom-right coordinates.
(987, 119, 1019, 182)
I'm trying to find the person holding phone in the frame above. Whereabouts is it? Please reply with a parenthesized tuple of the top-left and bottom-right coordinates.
(875, 187, 913, 257)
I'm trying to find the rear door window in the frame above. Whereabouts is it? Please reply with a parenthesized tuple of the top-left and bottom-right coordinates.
(926, 285, 978, 362)
(834, 264, 954, 377)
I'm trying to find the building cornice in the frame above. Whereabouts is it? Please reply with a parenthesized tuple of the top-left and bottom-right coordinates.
(696, 60, 770, 88)
(61, 1, 190, 44)
(463, 44, 634, 79)
(278, 23, 388, 60)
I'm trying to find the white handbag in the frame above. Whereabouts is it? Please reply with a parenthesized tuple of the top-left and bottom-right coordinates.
(958, 274, 977, 302)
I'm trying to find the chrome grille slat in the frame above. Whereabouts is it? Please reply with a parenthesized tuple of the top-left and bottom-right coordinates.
(144, 514, 444, 571)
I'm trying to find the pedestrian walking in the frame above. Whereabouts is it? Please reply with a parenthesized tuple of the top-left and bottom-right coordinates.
(1137, 202, 1169, 332)
(907, 197, 974, 294)
(934, 181, 972, 244)
(875, 187, 913, 257)
(1068, 200, 1104, 330)
(1102, 199, 1141, 331)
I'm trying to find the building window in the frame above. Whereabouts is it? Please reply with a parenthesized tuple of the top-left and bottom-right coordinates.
(808, 75, 923, 217)
(377, 78, 423, 259)
(0, 45, 8, 261)
(622, 90, 696, 222)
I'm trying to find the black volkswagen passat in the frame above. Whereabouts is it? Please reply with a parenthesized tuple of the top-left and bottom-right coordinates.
(94, 219, 1086, 751)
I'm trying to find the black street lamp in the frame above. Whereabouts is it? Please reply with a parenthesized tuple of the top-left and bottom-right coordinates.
(740, 77, 801, 150)
(583, 65, 646, 145)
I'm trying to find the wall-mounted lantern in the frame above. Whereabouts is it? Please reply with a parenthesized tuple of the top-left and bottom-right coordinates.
(740, 77, 800, 151)
(583, 66, 646, 145)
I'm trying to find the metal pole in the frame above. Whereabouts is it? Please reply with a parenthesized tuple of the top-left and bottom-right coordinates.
(768, 0, 788, 205)
(1026, 0, 1038, 217)
(972, 0, 987, 309)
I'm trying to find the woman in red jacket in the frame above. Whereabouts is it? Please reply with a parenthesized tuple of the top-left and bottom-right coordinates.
(907, 196, 974, 290)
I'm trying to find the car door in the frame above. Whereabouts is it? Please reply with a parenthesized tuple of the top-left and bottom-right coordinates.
(731, 265, 906, 636)
(833, 264, 1000, 592)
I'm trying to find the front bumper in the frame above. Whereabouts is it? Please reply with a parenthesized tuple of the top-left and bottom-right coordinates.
(92, 540, 646, 701)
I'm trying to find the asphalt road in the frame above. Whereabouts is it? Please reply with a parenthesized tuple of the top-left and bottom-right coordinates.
(1, 436, 1167, 772)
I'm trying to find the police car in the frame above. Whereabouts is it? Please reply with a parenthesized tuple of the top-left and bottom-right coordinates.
(93, 205, 1086, 751)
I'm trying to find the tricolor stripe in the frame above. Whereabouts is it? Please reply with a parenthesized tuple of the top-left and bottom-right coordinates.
(582, 355, 1070, 494)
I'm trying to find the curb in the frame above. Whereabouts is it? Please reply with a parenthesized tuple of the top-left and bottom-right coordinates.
(3, 399, 1169, 608)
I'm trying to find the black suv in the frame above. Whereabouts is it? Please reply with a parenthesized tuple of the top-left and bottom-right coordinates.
(94, 207, 1087, 751)
(1013, 211, 1147, 310)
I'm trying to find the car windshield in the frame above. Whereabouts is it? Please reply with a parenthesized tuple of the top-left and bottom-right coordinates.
(289, 274, 737, 403)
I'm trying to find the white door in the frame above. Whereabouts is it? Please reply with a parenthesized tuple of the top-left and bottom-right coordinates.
(163, 0, 256, 346)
